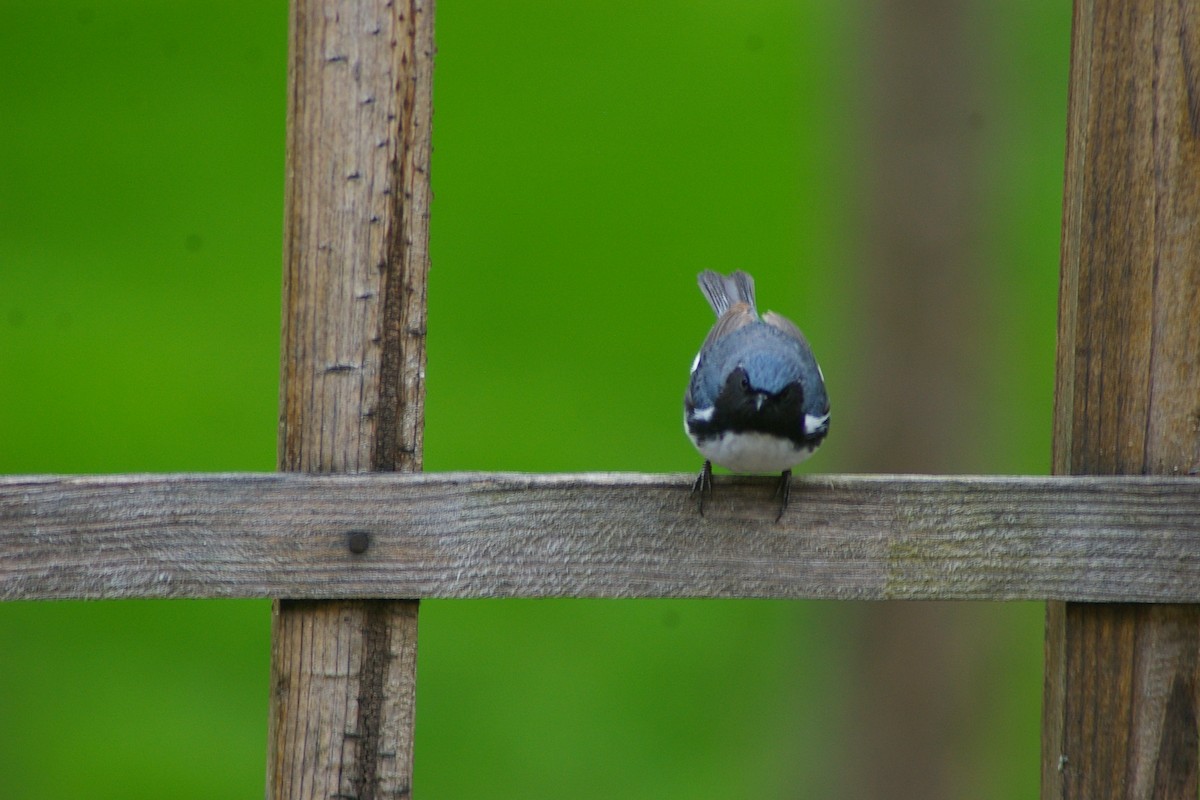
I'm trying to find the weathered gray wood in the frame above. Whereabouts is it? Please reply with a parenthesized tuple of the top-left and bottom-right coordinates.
(278, 2, 432, 474)
(2, 471, 1198, 602)
(1043, 1, 1200, 798)
(270, 0, 432, 797)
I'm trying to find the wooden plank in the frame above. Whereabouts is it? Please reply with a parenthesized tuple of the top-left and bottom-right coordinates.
(1043, 1, 1200, 798)
(3, 472, 1199, 602)
(269, 0, 432, 798)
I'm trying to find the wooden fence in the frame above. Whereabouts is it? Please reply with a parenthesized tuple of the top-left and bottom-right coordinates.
(2, 1, 1199, 798)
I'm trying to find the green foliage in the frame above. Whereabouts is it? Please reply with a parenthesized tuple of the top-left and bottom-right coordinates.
(0, 1, 1067, 797)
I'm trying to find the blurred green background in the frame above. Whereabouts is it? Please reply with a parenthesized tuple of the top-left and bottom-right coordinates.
(0, 1, 1066, 798)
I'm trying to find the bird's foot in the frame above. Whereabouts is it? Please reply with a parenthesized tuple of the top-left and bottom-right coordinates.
(773, 469, 792, 522)
(691, 460, 713, 516)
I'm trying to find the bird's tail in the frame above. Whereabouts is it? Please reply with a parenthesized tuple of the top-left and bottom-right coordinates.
(697, 270, 756, 317)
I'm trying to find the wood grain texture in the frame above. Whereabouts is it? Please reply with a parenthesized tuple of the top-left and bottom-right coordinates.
(270, 600, 419, 800)
(271, 0, 432, 798)
(1045, 1, 1200, 798)
(3, 471, 1199, 602)
(1053, 0, 1200, 480)
(278, 0, 431, 475)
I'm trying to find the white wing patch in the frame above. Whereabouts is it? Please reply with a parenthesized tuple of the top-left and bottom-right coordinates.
(804, 412, 830, 436)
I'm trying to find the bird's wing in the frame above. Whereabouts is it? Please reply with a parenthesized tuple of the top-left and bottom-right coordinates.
(763, 310, 813, 351)
(702, 303, 759, 351)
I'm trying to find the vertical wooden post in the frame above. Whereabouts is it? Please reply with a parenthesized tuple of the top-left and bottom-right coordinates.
(269, 1, 433, 799)
(1044, 1, 1200, 798)
(845, 1, 985, 797)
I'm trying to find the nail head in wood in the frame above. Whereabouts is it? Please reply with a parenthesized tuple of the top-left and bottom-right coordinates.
(347, 530, 371, 555)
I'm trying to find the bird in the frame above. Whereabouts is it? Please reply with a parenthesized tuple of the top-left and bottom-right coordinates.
(684, 270, 830, 520)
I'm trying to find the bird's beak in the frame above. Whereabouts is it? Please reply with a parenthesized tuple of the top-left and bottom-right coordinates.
(754, 394, 765, 412)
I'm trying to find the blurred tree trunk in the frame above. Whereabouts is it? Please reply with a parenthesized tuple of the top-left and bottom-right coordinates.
(829, 1, 995, 798)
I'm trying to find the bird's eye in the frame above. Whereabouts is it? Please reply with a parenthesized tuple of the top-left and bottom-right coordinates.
(739, 375, 750, 390)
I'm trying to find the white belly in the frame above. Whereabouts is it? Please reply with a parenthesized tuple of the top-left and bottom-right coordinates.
(690, 430, 818, 473)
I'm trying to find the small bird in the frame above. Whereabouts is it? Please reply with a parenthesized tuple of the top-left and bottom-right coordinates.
(684, 270, 830, 519)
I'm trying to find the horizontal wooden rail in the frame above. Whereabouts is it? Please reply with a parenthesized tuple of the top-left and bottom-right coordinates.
(2, 472, 1198, 602)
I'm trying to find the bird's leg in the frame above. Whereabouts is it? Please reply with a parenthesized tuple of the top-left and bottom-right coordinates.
(774, 469, 792, 522)
(691, 460, 713, 515)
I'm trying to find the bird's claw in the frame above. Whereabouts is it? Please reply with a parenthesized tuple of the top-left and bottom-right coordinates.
(691, 460, 713, 516)
(773, 469, 792, 522)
